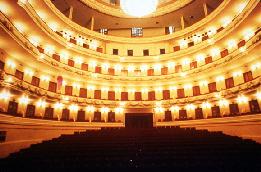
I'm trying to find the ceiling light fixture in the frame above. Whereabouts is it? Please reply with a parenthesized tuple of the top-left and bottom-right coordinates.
(120, 0, 158, 17)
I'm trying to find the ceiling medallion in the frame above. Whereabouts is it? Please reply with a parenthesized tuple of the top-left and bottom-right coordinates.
(120, 0, 158, 17)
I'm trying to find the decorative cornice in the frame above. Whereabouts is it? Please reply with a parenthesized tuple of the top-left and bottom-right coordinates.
(1, 74, 260, 109)
(36, 37, 261, 84)
(78, 0, 193, 18)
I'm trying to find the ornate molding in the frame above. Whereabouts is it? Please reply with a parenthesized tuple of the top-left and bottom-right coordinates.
(0, 74, 260, 109)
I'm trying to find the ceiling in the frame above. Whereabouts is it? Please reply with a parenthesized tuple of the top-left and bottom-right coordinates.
(51, 0, 223, 30)
(97, 0, 174, 8)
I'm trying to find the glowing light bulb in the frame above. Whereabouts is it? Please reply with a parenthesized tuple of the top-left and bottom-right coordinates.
(179, 39, 188, 48)
(243, 28, 254, 41)
(0, 2, 10, 14)
(19, 95, 29, 105)
(186, 104, 195, 110)
(36, 99, 46, 108)
(219, 99, 229, 107)
(207, 27, 217, 36)
(227, 39, 237, 50)
(48, 22, 59, 32)
(69, 104, 79, 111)
(236, 2, 247, 14)
(115, 107, 124, 114)
(196, 54, 205, 61)
(170, 105, 179, 112)
(14, 21, 26, 33)
(29, 35, 41, 46)
(101, 107, 109, 113)
(236, 95, 248, 104)
(202, 102, 211, 109)
(7, 60, 16, 68)
(86, 105, 95, 112)
(54, 102, 63, 109)
(120, 0, 158, 17)
(221, 16, 232, 27)
(0, 90, 11, 100)
(24, 68, 34, 76)
(75, 57, 83, 64)
(216, 76, 225, 82)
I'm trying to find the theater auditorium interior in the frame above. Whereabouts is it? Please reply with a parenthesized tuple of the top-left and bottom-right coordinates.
(0, 0, 261, 171)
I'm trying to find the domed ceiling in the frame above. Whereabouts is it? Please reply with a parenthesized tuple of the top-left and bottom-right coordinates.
(51, 0, 223, 31)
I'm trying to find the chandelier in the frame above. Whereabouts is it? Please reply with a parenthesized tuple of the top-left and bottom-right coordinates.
(120, 0, 159, 17)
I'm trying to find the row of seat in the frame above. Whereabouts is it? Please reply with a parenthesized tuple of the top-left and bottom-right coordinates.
(1, 127, 261, 171)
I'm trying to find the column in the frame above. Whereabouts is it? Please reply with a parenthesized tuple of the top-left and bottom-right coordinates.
(184, 84, 193, 97)
(69, 104, 78, 122)
(202, 107, 211, 118)
(60, 55, 68, 64)
(73, 83, 80, 96)
(186, 104, 195, 119)
(74, 60, 82, 69)
(0, 91, 10, 112)
(87, 86, 95, 99)
(182, 59, 190, 71)
(101, 87, 109, 99)
(128, 89, 135, 101)
(203, 3, 208, 17)
(69, 6, 73, 20)
(115, 88, 121, 100)
(154, 107, 164, 122)
(155, 88, 163, 100)
(101, 64, 109, 74)
(115, 107, 124, 123)
(114, 65, 122, 76)
(216, 76, 226, 91)
(140, 65, 147, 76)
(199, 81, 208, 94)
(211, 48, 221, 61)
(17, 102, 28, 117)
(5, 60, 16, 75)
(167, 62, 175, 74)
(219, 100, 230, 117)
(86, 106, 95, 122)
(24, 69, 33, 83)
(251, 63, 261, 78)
(154, 64, 161, 76)
(202, 105, 212, 118)
(238, 102, 250, 114)
(90, 16, 94, 31)
(196, 55, 205, 67)
(170, 106, 179, 120)
(180, 16, 185, 30)
(101, 107, 109, 122)
(89, 62, 96, 73)
(141, 88, 148, 100)
(39, 76, 50, 90)
(53, 106, 63, 120)
(127, 66, 135, 77)
(35, 99, 47, 118)
(233, 71, 244, 86)
(170, 87, 177, 99)
(237, 96, 250, 114)
(60, 82, 66, 95)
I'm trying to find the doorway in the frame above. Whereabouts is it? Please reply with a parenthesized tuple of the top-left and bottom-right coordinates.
(125, 113, 153, 128)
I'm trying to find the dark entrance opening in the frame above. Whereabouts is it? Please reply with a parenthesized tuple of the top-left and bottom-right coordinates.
(125, 113, 153, 128)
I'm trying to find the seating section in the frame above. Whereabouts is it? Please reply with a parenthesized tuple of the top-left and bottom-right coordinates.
(1, 127, 261, 171)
